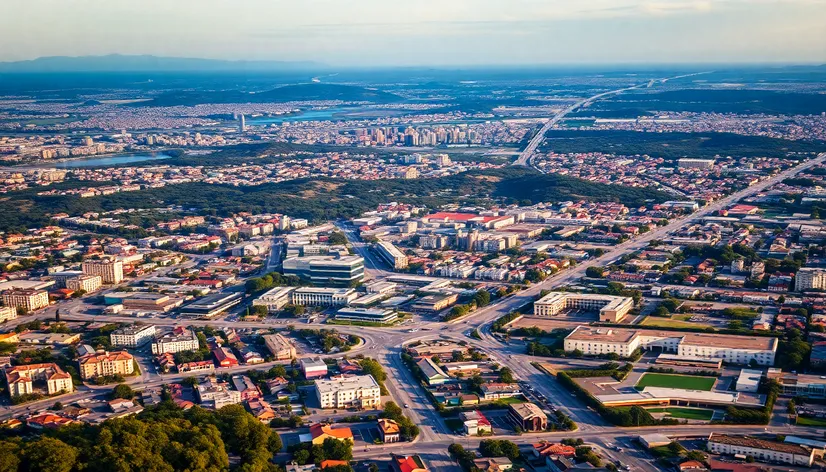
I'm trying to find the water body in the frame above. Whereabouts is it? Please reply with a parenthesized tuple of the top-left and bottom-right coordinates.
(30, 152, 173, 169)
(248, 107, 354, 125)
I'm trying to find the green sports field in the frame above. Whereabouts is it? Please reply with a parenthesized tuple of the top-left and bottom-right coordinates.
(647, 407, 714, 421)
(635, 373, 716, 391)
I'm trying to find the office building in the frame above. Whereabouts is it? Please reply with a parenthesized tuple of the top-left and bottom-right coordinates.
(795, 268, 826, 292)
(375, 241, 409, 270)
(78, 351, 135, 380)
(66, 274, 102, 293)
(150, 327, 200, 355)
(707, 434, 814, 467)
(262, 334, 297, 360)
(4, 363, 73, 398)
(335, 307, 398, 324)
(82, 259, 124, 284)
(290, 287, 357, 307)
(768, 369, 826, 399)
(110, 324, 156, 348)
(300, 357, 328, 379)
(314, 374, 381, 409)
(252, 286, 296, 312)
(534, 292, 634, 323)
(2, 289, 49, 312)
(564, 326, 778, 365)
(179, 292, 243, 318)
(410, 293, 458, 313)
(196, 377, 242, 409)
(282, 255, 365, 286)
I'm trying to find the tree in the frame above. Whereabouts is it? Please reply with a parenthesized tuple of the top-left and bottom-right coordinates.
(498, 367, 515, 384)
(328, 232, 349, 246)
(321, 437, 353, 461)
(23, 437, 78, 472)
(586, 266, 606, 278)
(0, 441, 21, 472)
(293, 449, 311, 465)
(111, 383, 134, 400)
(473, 290, 491, 307)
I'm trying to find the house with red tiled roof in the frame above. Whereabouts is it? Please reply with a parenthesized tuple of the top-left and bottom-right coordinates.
(390, 454, 428, 472)
(531, 441, 576, 458)
(320, 460, 349, 469)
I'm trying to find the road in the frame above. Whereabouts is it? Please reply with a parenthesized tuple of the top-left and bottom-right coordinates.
(513, 72, 711, 169)
(14, 151, 826, 466)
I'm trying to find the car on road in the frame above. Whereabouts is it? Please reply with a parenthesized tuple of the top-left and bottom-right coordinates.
(404, 404, 409, 408)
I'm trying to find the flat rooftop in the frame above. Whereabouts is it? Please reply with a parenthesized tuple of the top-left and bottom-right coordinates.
(566, 325, 778, 351)
(314, 374, 378, 394)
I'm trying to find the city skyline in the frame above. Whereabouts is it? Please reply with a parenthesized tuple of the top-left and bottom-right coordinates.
(1, 0, 825, 66)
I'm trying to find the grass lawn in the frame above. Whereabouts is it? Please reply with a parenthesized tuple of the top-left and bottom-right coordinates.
(635, 373, 716, 391)
(796, 416, 826, 427)
(492, 397, 525, 405)
(640, 316, 710, 329)
(647, 407, 714, 421)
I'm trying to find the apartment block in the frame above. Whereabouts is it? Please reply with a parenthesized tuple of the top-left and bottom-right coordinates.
(795, 268, 826, 292)
(78, 351, 135, 380)
(4, 363, 73, 398)
(2, 289, 49, 312)
(66, 274, 102, 293)
(375, 241, 409, 270)
(262, 334, 297, 360)
(110, 324, 156, 348)
(150, 327, 200, 355)
(82, 259, 124, 284)
(314, 374, 381, 409)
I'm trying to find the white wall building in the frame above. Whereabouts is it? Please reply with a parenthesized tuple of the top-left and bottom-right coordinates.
(110, 324, 156, 348)
(535, 292, 634, 322)
(707, 434, 814, 466)
(290, 287, 357, 307)
(314, 374, 381, 409)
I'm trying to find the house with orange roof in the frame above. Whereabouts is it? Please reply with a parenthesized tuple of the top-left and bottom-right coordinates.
(310, 423, 354, 445)
(4, 363, 73, 398)
(320, 460, 349, 469)
(531, 441, 576, 459)
(26, 413, 76, 429)
(78, 350, 134, 380)
(378, 418, 400, 443)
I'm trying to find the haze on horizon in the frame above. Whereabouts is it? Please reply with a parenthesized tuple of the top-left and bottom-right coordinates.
(2, 0, 825, 67)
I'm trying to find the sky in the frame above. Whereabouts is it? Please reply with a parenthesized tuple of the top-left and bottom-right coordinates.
(1, 0, 825, 66)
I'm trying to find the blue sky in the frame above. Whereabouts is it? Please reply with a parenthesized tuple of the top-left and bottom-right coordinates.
(1, 0, 824, 65)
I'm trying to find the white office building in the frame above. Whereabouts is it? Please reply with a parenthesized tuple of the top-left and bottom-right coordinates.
(110, 324, 156, 348)
(290, 287, 357, 307)
(375, 241, 409, 270)
(534, 292, 634, 322)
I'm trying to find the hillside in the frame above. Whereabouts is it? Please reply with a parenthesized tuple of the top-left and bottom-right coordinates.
(0, 168, 669, 233)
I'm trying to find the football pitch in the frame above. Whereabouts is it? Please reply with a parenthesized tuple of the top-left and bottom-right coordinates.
(635, 373, 716, 391)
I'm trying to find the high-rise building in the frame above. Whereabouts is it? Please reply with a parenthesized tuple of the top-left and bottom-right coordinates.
(82, 259, 124, 284)
(239, 114, 246, 133)
(795, 268, 826, 292)
(2, 289, 49, 312)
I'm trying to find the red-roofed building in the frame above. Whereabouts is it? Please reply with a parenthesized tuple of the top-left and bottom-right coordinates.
(531, 441, 577, 458)
(391, 454, 428, 472)
(320, 460, 349, 469)
(212, 347, 239, 368)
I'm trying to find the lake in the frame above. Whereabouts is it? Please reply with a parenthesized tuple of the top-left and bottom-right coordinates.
(48, 152, 173, 169)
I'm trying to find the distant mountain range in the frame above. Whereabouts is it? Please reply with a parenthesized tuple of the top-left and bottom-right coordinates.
(0, 54, 324, 73)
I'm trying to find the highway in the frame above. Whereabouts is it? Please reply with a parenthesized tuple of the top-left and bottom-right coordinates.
(513, 72, 711, 169)
(12, 151, 826, 466)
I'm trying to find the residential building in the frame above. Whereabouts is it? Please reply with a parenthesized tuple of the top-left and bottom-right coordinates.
(213, 347, 239, 368)
(480, 383, 521, 401)
(508, 402, 547, 432)
(231, 375, 262, 401)
(290, 287, 357, 307)
(110, 324, 156, 348)
(473, 458, 513, 472)
(390, 455, 428, 472)
(65, 275, 102, 293)
(564, 326, 778, 366)
(262, 334, 297, 360)
(195, 377, 242, 409)
(375, 241, 409, 270)
(150, 327, 200, 355)
(707, 433, 814, 467)
(2, 289, 49, 312)
(378, 418, 400, 443)
(416, 357, 449, 385)
(4, 363, 73, 398)
(534, 292, 634, 323)
(78, 351, 134, 380)
(310, 423, 354, 445)
(461, 410, 492, 436)
(81, 259, 124, 284)
(0, 306, 17, 322)
(795, 268, 826, 292)
(678, 158, 715, 169)
(300, 357, 328, 379)
(314, 374, 381, 409)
